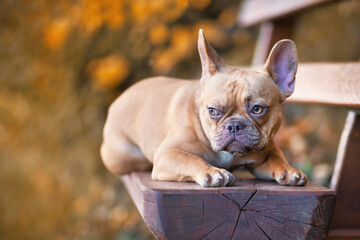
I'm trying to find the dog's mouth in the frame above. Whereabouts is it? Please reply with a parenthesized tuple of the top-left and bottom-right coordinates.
(225, 141, 252, 155)
(212, 124, 266, 154)
(215, 137, 266, 155)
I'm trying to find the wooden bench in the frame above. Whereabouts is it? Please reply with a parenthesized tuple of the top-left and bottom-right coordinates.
(120, 1, 360, 239)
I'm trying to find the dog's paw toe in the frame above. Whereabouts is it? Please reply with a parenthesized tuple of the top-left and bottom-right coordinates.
(275, 172, 286, 184)
(198, 168, 235, 187)
(223, 171, 236, 186)
(201, 173, 212, 187)
(274, 167, 307, 186)
(288, 172, 300, 185)
(211, 172, 224, 187)
(296, 173, 307, 186)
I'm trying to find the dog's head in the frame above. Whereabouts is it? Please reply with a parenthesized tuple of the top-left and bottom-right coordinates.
(197, 30, 297, 155)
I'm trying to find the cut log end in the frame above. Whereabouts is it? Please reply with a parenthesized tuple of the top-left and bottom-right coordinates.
(121, 171, 336, 240)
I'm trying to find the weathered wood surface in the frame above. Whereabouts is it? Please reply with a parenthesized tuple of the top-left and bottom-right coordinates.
(122, 172, 336, 240)
(249, 63, 360, 107)
(238, 0, 332, 27)
(328, 111, 360, 239)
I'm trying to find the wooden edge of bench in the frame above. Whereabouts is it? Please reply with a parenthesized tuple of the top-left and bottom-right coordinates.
(238, 0, 333, 27)
(122, 172, 336, 239)
(123, 171, 335, 193)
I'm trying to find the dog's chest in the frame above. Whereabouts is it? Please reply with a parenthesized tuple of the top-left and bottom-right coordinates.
(204, 152, 255, 169)
(203, 152, 234, 168)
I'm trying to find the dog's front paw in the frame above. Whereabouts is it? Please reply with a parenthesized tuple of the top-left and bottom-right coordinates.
(273, 166, 307, 186)
(196, 168, 236, 187)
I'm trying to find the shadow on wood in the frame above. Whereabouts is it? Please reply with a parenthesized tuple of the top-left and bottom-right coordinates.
(122, 172, 336, 240)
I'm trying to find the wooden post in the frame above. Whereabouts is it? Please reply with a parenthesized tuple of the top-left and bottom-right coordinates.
(252, 18, 295, 66)
(328, 111, 360, 239)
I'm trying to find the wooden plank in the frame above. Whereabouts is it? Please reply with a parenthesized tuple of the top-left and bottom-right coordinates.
(250, 63, 360, 107)
(122, 172, 336, 240)
(238, 0, 332, 27)
(291, 63, 360, 107)
(252, 19, 294, 66)
(327, 111, 360, 239)
(252, 21, 274, 66)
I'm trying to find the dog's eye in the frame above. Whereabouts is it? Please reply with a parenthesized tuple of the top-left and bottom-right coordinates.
(208, 107, 222, 118)
(252, 105, 263, 114)
(208, 108, 217, 116)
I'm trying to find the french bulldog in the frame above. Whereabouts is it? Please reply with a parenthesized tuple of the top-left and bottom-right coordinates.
(100, 29, 307, 187)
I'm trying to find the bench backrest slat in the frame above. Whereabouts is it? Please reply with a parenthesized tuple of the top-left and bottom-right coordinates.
(251, 62, 360, 107)
(238, 0, 331, 27)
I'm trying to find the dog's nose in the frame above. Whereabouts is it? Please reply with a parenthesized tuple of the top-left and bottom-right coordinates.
(225, 121, 245, 135)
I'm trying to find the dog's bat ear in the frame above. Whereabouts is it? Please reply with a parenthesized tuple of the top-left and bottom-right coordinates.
(198, 29, 224, 82)
(263, 39, 298, 101)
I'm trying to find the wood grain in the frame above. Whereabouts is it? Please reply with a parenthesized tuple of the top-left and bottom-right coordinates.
(238, 0, 331, 27)
(250, 63, 360, 107)
(122, 172, 336, 240)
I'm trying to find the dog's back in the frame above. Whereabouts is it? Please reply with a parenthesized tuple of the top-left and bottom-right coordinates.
(103, 77, 199, 162)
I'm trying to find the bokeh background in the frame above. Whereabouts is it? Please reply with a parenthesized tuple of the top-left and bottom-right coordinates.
(1, 0, 360, 239)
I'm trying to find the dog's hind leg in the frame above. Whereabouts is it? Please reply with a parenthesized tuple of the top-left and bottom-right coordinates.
(100, 135, 152, 175)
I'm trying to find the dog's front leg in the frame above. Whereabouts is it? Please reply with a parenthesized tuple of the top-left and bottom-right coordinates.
(250, 144, 307, 186)
(152, 149, 235, 187)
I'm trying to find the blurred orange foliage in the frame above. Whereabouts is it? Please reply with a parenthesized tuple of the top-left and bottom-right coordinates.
(44, 18, 71, 50)
(41, 0, 247, 88)
(153, 26, 194, 73)
(88, 55, 130, 90)
(149, 23, 169, 45)
(80, 0, 104, 34)
(189, 0, 211, 9)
